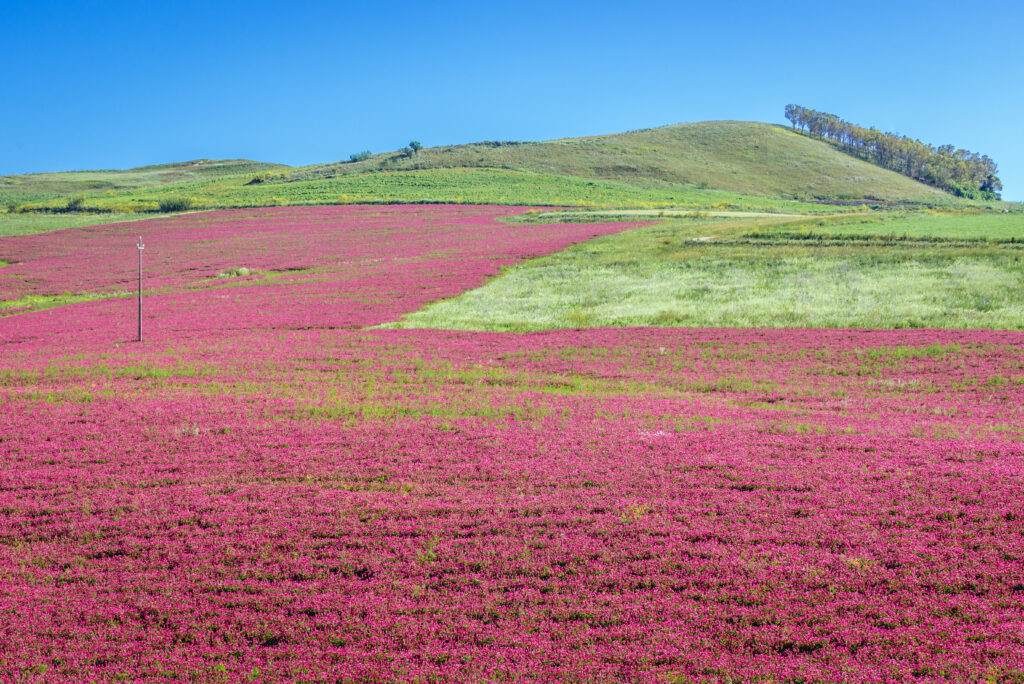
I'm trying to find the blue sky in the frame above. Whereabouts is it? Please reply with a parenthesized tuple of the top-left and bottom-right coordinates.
(2, 0, 1022, 200)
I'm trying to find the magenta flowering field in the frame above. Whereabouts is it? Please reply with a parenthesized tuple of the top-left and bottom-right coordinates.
(0, 204, 639, 340)
(1, 207, 1023, 681)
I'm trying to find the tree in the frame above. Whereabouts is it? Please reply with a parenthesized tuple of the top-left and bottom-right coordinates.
(409, 141, 422, 156)
(784, 104, 799, 129)
(783, 105, 1001, 198)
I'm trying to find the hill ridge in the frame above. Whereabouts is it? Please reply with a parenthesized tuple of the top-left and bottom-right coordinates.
(289, 120, 949, 202)
(6, 120, 1016, 224)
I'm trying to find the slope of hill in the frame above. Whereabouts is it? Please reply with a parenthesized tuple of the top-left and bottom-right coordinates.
(4, 121, 1014, 233)
(0, 159, 288, 206)
(293, 121, 951, 202)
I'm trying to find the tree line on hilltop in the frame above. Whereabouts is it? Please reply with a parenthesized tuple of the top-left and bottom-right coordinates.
(784, 105, 1001, 200)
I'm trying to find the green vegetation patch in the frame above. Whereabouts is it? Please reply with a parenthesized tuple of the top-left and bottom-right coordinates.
(4, 121, 1019, 239)
(391, 214, 1024, 331)
(0, 213, 146, 237)
(852, 343, 964, 364)
(9, 168, 845, 217)
(0, 159, 287, 206)
(298, 122, 952, 203)
(752, 211, 1024, 241)
(0, 290, 133, 316)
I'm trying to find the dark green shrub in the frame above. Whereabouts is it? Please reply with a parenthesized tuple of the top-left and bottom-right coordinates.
(245, 172, 288, 185)
(158, 197, 194, 212)
(63, 195, 86, 212)
(349, 151, 372, 163)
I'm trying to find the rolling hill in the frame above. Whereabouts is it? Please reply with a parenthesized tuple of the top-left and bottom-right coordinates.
(1, 121, 1011, 231)
(295, 121, 952, 202)
(0, 159, 288, 206)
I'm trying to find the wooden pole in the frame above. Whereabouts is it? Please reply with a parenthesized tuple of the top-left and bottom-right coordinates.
(137, 236, 144, 342)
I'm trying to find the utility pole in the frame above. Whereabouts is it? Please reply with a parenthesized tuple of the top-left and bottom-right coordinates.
(137, 236, 144, 342)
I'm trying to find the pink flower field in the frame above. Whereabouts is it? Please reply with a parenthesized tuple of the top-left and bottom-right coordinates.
(1, 206, 1022, 681)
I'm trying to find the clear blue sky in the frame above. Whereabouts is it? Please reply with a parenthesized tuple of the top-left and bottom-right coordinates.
(3, 0, 1022, 200)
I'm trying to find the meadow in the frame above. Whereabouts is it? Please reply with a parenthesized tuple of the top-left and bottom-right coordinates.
(6, 120, 1019, 238)
(2, 167, 851, 220)
(1, 205, 1022, 680)
(0, 212, 151, 238)
(394, 212, 1024, 331)
(0, 159, 286, 206)
(293, 122, 953, 202)
(747, 211, 1024, 241)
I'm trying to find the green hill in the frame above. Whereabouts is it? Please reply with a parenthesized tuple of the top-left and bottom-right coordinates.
(0, 159, 288, 206)
(295, 121, 951, 203)
(2, 121, 1008, 234)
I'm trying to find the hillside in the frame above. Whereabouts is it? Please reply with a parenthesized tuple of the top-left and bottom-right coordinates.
(0, 159, 288, 206)
(294, 121, 951, 203)
(3, 121, 1010, 230)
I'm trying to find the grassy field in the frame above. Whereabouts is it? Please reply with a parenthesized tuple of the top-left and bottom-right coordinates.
(0, 212, 154, 237)
(5, 120, 1017, 241)
(745, 211, 1024, 241)
(295, 122, 953, 203)
(392, 212, 1024, 331)
(0, 159, 286, 206)
(0, 169, 854, 235)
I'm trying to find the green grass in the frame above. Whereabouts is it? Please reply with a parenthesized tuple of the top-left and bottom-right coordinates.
(0, 159, 287, 206)
(0, 212, 149, 237)
(0, 290, 133, 316)
(2, 120, 1017, 239)
(295, 122, 954, 203)
(390, 215, 1024, 331)
(3, 168, 851, 219)
(746, 211, 1024, 241)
